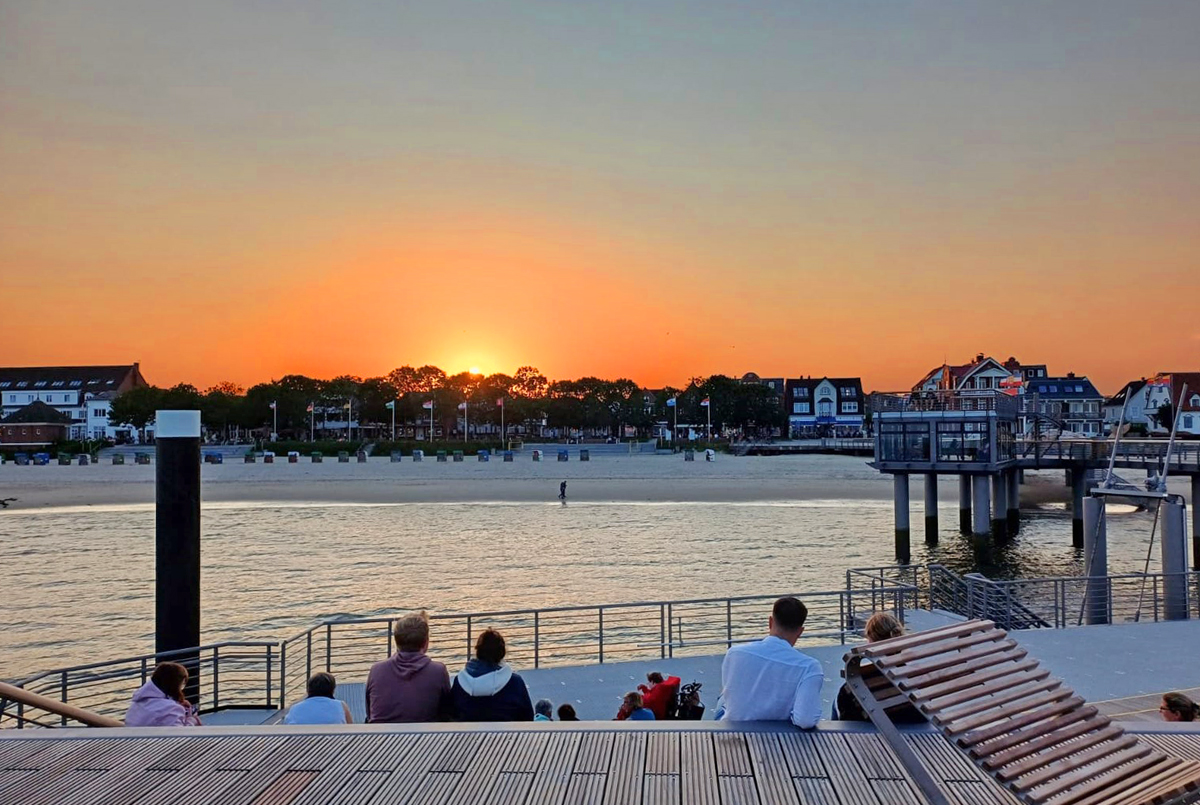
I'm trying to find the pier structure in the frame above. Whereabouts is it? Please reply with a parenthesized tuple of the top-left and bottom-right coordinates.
(873, 391, 1200, 565)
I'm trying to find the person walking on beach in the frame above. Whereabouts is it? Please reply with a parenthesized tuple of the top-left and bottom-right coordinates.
(559, 481, 567, 500)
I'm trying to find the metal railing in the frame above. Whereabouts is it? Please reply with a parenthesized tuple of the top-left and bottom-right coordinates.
(873, 391, 1019, 416)
(276, 584, 916, 708)
(5, 564, 1196, 727)
(3, 641, 277, 727)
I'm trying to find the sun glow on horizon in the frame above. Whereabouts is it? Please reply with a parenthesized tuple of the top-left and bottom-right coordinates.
(469, 366, 481, 375)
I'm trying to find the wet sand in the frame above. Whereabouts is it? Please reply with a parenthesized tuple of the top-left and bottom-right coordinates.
(0, 453, 1098, 510)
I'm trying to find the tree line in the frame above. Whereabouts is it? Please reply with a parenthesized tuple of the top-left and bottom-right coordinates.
(108, 366, 786, 440)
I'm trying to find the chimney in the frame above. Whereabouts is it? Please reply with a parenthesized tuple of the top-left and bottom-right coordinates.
(975, 353, 985, 363)
(1067, 372, 1076, 379)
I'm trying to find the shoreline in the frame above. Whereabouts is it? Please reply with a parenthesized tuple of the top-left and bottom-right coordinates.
(0, 455, 1102, 509)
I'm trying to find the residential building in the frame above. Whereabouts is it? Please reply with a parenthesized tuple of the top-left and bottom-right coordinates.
(1025, 374, 1105, 436)
(913, 354, 1014, 395)
(1144, 373, 1200, 435)
(0, 364, 149, 440)
(1102, 380, 1150, 433)
(0, 401, 73, 448)
(1002, 357, 1048, 382)
(785, 377, 864, 437)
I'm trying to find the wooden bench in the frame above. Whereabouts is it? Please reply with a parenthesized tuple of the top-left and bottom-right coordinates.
(844, 619, 1200, 805)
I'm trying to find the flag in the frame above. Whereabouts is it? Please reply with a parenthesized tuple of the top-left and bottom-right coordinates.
(269, 401, 276, 410)
(457, 402, 468, 410)
(666, 397, 677, 408)
(700, 397, 710, 407)
(343, 401, 351, 410)
(306, 403, 313, 413)
(385, 401, 395, 410)
(496, 397, 504, 407)
(422, 400, 434, 410)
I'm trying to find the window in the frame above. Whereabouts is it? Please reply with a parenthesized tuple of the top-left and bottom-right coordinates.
(1184, 416, 1194, 429)
(93, 409, 107, 418)
(0, 382, 8, 389)
(793, 402, 810, 414)
(70, 380, 82, 387)
(1191, 395, 1200, 408)
(16, 381, 28, 388)
(841, 386, 855, 397)
(795, 388, 809, 398)
(34, 381, 46, 387)
(880, 422, 930, 462)
(51, 380, 64, 387)
(1048, 386, 1058, 393)
(842, 402, 859, 413)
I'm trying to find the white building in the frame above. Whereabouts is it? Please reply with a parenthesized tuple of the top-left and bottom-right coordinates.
(0, 364, 149, 441)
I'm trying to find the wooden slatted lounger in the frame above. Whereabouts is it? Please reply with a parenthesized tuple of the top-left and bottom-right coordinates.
(843, 619, 1200, 805)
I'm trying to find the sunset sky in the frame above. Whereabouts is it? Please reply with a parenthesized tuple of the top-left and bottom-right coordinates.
(2, 0, 1198, 393)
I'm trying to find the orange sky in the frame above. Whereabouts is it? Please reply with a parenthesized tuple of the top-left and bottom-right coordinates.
(2, 2, 1198, 394)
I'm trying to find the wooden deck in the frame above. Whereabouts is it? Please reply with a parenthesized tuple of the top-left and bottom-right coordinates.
(3, 724, 1199, 805)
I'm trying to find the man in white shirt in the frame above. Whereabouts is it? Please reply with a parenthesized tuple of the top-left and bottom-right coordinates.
(717, 596, 823, 728)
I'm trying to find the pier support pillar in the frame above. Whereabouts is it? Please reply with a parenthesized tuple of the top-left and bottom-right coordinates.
(1192, 476, 1200, 571)
(155, 410, 202, 704)
(971, 475, 991, 538)
(924, 474, 938, 545)
(1082, 496, 1109, 625)
(958, 476, 972, 534)
(1162, 499, 1189, 621)
(1006, 469, 1020, 535)
(1071, 468, 1086, 548)
(894, 473, 911, 564)
(991, 473, 1008, 540)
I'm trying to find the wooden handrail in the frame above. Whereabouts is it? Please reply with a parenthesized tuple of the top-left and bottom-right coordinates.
(0, 680, 123, 728)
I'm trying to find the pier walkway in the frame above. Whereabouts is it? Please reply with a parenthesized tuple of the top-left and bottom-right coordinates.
(3, 722, 1200, 805)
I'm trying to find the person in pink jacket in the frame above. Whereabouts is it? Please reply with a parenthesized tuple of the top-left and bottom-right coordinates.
(125, 662, 202, 727)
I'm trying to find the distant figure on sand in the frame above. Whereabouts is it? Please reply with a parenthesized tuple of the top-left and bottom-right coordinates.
(559, 481, 567, 500)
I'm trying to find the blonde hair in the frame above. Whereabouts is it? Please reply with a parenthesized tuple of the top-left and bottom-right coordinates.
(393, 610, 430, 652)
(865, 612, 904, 643)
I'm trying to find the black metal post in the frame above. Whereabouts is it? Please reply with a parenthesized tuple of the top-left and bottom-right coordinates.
(155, 410, 202, 705)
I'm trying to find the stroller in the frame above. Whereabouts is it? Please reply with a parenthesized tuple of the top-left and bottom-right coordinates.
(671, 681, 705, 721)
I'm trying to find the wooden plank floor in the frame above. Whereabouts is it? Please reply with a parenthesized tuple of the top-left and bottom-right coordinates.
(2, 727, 1194, 805)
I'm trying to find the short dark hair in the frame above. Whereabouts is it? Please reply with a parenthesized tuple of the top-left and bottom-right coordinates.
(557, 703, 578, 721)
(772, 597, 808, 631)
(307, 672, 336, 698)
(475, 628, 507, 664)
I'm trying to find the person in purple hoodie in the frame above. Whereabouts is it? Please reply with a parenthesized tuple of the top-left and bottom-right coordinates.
(125, 662, 201, 727)
(366, 610, 452, 723)
(451, 628, 534, 722)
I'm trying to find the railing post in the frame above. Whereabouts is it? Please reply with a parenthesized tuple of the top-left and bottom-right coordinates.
(266, 645, 273, 709)
(839, 593, 846, 644)
(726, 600, 732, 649)
(141, 657, 148, 685)
(213, 646, 220, 711)
(598, 608, 604, 664)
(466, 616, 473, 665)
(280, 641, 287, 710)
(534, 612, 540, 669)
(387, 619, 393, 659)
(659, 605, 666, 660)
(60, 671, 68, 726)
(325, 624, 332, 673)
(667, 604, 674, 658)
(306, 631, 312, 682)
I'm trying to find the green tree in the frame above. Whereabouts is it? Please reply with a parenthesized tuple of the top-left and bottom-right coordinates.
(108, 386, 163, 441)
(1155, 402, 1175, 431)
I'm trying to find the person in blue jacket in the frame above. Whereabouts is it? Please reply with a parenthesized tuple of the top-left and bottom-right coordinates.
(451, 628, 534, 721)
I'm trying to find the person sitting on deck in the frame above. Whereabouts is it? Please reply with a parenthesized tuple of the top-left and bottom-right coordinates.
(451, 628, 534, 721)
(615, 691, 655, 721)
(557, 703, 579, 721)
(534, 699, 554, 722)
(833, 612, 924, 724)
(1161, 692, 1200, 722)
(366, 610, 452, 723)
(285, 672, 353, 725)
(125, 662, 202, 727)
(715, 596, 822, 728)
(638, 672, 681, 720)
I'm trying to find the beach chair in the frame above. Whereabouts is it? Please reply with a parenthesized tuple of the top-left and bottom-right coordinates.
(844, 619, 1200, 805)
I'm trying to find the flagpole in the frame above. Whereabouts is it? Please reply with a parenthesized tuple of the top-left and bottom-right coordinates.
(391, 400, 396, 441)
(501, 398, 505, 449)
(464, 401, 468, 443)
(430, 399, 434, 443)
(272, 402, 277, 441)
(310, 404, 314, 442)
(707, 401, 711, 442)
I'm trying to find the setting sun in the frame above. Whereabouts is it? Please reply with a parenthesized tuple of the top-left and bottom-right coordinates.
(469, 366, 481, 375)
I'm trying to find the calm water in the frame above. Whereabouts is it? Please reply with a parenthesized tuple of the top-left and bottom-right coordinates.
(0, 461, 1169, 678)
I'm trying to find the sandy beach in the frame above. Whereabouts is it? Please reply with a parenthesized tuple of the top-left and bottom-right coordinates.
(0, 453, 1109, 510)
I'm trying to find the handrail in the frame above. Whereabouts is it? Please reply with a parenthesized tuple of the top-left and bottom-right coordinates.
(0, 681, 122, 728)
